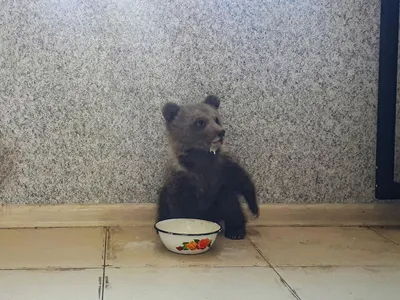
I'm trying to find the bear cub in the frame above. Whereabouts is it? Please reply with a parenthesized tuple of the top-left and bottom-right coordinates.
(157, 95, 259, 239)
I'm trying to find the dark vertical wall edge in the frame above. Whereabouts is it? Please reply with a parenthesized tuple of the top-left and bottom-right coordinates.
(375, 0, 400, 199)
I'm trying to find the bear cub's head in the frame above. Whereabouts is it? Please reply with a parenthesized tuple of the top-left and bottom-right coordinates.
(162, 95, 225, 156)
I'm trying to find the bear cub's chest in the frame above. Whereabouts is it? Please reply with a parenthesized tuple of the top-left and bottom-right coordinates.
(179, 148, 226, 201)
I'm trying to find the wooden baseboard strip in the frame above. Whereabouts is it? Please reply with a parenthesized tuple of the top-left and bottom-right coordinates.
(0, 203, 399, 229)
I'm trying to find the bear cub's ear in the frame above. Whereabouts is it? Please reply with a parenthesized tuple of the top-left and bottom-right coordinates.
(162, 102, 180, 122)
(204, 95, 220, 109)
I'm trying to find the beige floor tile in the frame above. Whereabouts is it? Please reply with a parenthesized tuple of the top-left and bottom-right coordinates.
(103, 267, 296, 300)
(371, 227, 400, 245)
(0, 269, 103, 300)
(106, 227, 267, 267)
(277, 267, 400, 300)
(0, 228, 106, 269)
(248, 227, 400, 267)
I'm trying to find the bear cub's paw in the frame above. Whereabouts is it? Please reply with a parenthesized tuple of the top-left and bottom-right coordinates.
(224, 227, 246, 240)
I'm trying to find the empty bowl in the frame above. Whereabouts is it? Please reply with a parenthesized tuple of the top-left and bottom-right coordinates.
(154, 218, 222, 254)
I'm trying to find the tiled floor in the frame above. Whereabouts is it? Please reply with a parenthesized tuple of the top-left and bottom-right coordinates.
(0, 226, 399, 300)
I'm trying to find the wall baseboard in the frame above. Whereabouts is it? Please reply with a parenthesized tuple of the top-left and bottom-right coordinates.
(1, 203, 399, 228)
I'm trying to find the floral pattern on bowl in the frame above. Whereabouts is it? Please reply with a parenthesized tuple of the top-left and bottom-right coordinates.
(176, 238, 212, 251)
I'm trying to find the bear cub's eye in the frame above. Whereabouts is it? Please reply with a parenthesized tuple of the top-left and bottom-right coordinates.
(215, 117, 220, 125)
(196, 120, 206, 128)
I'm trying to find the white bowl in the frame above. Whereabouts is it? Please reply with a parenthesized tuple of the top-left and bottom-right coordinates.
(154, 219, 222, 255)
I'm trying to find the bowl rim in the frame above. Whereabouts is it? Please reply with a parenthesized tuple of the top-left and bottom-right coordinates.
(154, 218, 222, 236)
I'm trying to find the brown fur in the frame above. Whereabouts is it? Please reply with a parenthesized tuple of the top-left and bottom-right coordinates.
(157, 95, 259, 240)
(163, 96, 224, 157)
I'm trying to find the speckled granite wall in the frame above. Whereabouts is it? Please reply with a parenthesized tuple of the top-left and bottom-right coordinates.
(0, 0, 380, 204)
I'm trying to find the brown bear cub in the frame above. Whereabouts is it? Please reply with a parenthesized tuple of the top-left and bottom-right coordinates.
(157, 95, 259, 239)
